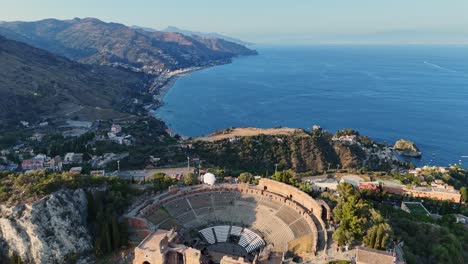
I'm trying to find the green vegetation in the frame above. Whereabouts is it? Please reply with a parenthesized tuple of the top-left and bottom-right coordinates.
(193, 132, 340, 174)
(29, 117, 187, 171)
(88, 187, 131, 257)
(0, 35, 147, 128)
(335, 129, 360, 138)
(271, 170, 316, 195)
(192, 128, 399, 175)
(390, 171, 421, 185)
(152, 173, 177, 192)
(238, 172, 253, 183)
(446, 166, 468, 190)
(332, 183, 392, 249)
(0, 170, 134, 205)
(393, 139, 421, 157)
(394, 165, 468, 190)
(461, 186, 468, 203)
(0, 131, 30, 149)
(404, 202, 428, 215)
(351, 181, 468, 263)
(379, 205, 468, 264)
(183, 172, 198, 185)
(35, 132, 96, 157)
(0, 170, 139, 261)
(327, 261, 351, 264)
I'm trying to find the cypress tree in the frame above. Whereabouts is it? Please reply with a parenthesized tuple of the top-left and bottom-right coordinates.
(365, 227, 377, 248)
(102, 222, 112, 254)
(111, 217, 120, 250)
(374, 225, 384, 249)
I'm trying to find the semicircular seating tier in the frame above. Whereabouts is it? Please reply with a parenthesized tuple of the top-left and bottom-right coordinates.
(127, 179, 329, 255)
(199, 225, 265, 253)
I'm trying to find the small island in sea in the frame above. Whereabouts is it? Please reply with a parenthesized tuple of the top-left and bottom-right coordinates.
(394, 139, 422, 158)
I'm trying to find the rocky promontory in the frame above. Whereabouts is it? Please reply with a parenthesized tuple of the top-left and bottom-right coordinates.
(393, 139, 422, 157)
(0, 189, 93, 264)
(192, 127, 403, 173)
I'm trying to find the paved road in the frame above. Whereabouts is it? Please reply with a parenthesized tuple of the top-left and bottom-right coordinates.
(116, 166, 195, 180)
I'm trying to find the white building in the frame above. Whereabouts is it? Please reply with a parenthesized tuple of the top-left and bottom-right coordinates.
(340, 175, 364, 187)
(111, 124, 122, 134)
(203, 173, 216, 185)
(64, 153, 83, 164)
(309, 178, 339, 192)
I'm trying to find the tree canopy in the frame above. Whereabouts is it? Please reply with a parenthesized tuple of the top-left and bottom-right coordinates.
(152, 173, 177, 192)
(332, 183, 392, 249)
(238, 172, 253, 183)
(183, 172, 198, 186)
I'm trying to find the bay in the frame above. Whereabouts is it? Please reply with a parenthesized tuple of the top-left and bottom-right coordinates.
(156, 45, 468, 166)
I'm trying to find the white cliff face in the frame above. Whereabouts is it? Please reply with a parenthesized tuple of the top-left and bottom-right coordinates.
(0, 189, 93, 263)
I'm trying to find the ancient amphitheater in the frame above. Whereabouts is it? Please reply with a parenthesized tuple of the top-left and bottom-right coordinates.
(126, 179, 330, 264)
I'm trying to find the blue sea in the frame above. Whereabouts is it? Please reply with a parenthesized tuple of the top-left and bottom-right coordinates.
(156, 45, 468, 166)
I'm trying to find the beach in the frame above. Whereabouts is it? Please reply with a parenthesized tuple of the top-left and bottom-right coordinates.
(151, 66, 209, 103)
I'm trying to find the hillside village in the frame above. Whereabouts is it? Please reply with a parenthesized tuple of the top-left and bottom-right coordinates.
(0, 123, 135, 175)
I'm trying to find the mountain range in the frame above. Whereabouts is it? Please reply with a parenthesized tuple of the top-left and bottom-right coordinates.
(0, 18, 256, 128)
(0, 35, 148, 127)
(163, 26, 252, 46)
(0, 18, 257, 74)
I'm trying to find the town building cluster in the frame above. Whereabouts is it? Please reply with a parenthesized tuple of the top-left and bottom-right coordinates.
(0, 123, 134, 175)
(107, 124, 134, 145)
(305, 173, 462, 203)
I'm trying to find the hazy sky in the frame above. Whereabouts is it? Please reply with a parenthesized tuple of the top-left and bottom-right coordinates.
(1, 0, 468, 43)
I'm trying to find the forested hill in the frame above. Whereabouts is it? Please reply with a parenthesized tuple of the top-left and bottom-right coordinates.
(0, 35, 148, 127)
(192, 128, 403, 174)
(0, 18, 257, 74)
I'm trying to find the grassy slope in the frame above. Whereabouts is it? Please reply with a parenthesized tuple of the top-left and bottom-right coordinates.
(0, 35, 147, 127)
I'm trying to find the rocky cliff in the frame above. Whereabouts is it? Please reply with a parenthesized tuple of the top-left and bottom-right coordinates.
(393, 139, 422, 157)
(192, 128, 401, 173)
(0, 189, 93, 263)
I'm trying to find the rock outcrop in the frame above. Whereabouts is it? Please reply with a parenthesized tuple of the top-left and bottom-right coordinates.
(0, 189, 93, 263)
(393, 139, 422, 157)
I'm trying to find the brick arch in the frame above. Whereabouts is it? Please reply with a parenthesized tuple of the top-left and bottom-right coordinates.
(317, 200, 331, 221)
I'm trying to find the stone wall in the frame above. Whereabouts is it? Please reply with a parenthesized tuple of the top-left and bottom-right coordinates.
(133, 229, 202, 264)
(257, 179, 323, 218)
(407, 188, 461, 203)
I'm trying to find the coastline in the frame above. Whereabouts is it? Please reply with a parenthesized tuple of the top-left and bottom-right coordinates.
(151, 65, 213, 103)
(153, 74, 180, 103)
(148, 64, 222, 137)
(148, 55, 256, 137)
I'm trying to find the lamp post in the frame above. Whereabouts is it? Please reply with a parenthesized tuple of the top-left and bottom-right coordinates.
(187, 156, 190, 172)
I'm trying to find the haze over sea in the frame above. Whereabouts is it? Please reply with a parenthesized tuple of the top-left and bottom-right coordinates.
(156, 45, 468, 166)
